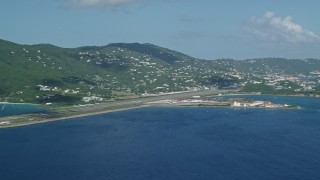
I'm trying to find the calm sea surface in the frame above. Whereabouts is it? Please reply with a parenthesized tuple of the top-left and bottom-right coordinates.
(0, 103, 46, 117)
(0, 96, 320, 180)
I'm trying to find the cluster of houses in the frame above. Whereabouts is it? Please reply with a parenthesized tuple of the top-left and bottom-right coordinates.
(19, 47, 318, 105)
(30, 46, 319, 97)
(76, 49, 224, 93)
(82, 96, 103, 103)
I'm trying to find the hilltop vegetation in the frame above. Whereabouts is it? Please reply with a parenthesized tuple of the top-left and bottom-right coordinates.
(0, 39, 319, 104)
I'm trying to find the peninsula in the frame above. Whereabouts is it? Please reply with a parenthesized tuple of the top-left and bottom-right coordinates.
(148, 97, 300, 109)
(0, 89, 301, 128)
(0, 89, 228, 128)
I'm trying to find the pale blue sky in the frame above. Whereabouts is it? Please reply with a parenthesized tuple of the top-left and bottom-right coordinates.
(1, 0, 320, 60)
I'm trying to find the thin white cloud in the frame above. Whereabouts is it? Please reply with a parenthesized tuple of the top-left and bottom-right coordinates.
(58, 0, 179, 10)
(246, 11, 320, 44)
(62, 0, 135, 8)
(173, 31, 206, 40)
(59, 0, 177, 9)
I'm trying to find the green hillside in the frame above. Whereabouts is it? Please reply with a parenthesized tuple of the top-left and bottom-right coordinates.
(1, 39, 319, 104)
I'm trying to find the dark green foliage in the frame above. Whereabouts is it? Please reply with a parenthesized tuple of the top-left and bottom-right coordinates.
(243, 84, 275, 93)
(278, 80, 301, 89)
(40, 79, 64, 87)
(0, 87, 9, 96)
(239, 58, 320, 74)
(312, 86, 320, 94)
(108, 43, 179, 64)
(243, 83, 300, 95)
(206, 76, 239, 88)
(99, 62, 129, 71)
(0, 38, 319, 104)
(37, 94, 81, 104)
(61, 76, 96, 86)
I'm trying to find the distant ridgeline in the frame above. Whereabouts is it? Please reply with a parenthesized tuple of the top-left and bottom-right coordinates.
(0, 38, 319, 104)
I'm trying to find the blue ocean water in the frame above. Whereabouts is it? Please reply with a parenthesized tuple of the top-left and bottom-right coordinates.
(0, 103, 47, 117)
(0, 96, 320, 180)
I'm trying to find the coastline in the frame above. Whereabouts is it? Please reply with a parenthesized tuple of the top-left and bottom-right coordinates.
(0, 89, 228, 128)
(0, 104, 148, 129)
(0, 90, 314, 129)
(225, 92, 320, 98)
(1, 102, 300, 129)
(0, 102, 42, 105)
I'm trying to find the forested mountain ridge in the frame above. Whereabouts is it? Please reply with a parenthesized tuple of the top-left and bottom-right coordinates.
(1, 39, 319, 104)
